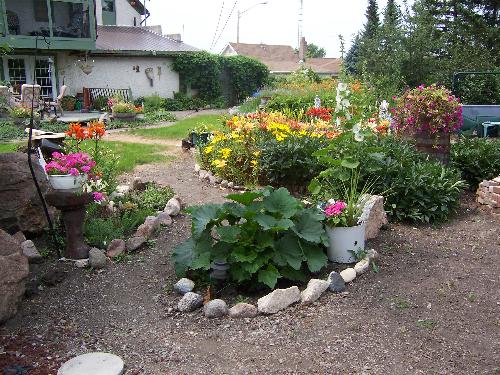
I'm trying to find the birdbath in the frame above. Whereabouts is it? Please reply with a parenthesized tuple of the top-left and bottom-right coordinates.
(46, 191, 93, 259)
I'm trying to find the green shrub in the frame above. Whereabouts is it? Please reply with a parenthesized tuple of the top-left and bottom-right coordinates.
(0, 121, 24, 141)
(61, 96, 77, 111)
(92, 96, 108, 111)
(224, 55, 269, 102)
(144, 110, 176, 123)
(173, 187, 328, 289)
(258, 134, 328, 192)
(84, 216, 124, 248)
(451, 138, 500, 190)
(119, 182, 175, 212)
(311, 134, 466, 223)
(265, 91, 337, 114)
(143, 94, 164, 112)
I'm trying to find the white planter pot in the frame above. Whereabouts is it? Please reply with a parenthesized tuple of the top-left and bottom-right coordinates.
(48, 174, 87, 192)
(326, 223, 366, 263)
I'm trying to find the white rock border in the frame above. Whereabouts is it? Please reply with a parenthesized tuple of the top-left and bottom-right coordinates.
(194, 164, 247, 191)
(172, 249, 379, 319)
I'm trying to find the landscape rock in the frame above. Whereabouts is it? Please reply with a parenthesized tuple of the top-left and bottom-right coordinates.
(204, 299, 228, 318)
(12, 231, 26, 244)
(340, 268, 357, 283)
(194, 164, 201, 173)
(221, 180, 229, 188)
(198, 170, 209, 181)
(208, 175, 217, 184)
(0, 153, 55, 234)
(135, 216, 160, 239)
(20, 240, 43, 264)
(227, 182, 235, 189)
(366, 249, 379, 261)
(115, 184, 130, 195)
(354, 259, 370, 275)
(157, 212, 173, 226)
(74, 259, 89, 268)
(126, 236, 146, 252)
(106, 239, 126, 258)
(0, 229, 29, 323)
(177, 292, 203, 312)
(229, 303, 258, 318)
(41, 268, 66, 286)
(360, 195, 388, 240)
(173, 278, 195, 295)
(214, 176, 222, 184)
(301, 279, 330, 304)
(164, 198, 181, 216)
(58, 352, 124, 375)
(89, 248, 107, 269)
(257, 286, 300, 314)
(130, 177, 146, 191)
(327, 271, 346, 293)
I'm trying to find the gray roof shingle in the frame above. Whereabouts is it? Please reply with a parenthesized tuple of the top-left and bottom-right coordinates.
(96, 26, 199, 53)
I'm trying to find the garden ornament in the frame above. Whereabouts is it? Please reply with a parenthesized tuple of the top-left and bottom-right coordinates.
(145, 67, 154, 86)
(314, 95, 321, 109)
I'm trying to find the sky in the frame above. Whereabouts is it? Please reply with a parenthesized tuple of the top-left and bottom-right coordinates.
(145, 0, 406, 58)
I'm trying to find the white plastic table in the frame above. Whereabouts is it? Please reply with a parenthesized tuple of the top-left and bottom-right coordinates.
(481, 121, 500, 137)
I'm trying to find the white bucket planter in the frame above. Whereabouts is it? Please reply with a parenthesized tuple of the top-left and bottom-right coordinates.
(48, 174, 87, 192)
(326, 223, 366, 263)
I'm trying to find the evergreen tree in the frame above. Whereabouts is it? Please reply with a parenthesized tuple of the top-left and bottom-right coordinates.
(344, 34, 361, 75)
(363, 0, 380, 38)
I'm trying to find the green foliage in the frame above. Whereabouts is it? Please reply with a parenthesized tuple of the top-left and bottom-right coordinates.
(0, 121, 24, 141)
(258, 134, 328, 192)
(142, 93, 164, 112)
(144, 109, 176, 123)
(173, 188, 328, 289)
(61, 96, 78, 111)
(451, 138, 500, 190)
(312, 134, 466, 223)
(92, 96, 108, 111)
(120, 183, 175, 211)
(173, 51, 223, 101)
(224, 56, 269, 102)
(306, 43, 326, 58)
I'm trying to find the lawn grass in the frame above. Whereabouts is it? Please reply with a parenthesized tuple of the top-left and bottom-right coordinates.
(98, 141, 172, 173)
(0, 142, 21, 153)
(131, 114, 226, 140)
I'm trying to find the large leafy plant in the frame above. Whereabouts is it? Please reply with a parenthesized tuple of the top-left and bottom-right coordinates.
(173, 187, 328, 289)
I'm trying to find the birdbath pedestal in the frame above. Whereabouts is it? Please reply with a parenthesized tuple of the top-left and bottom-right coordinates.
(46, 191, 93, 259)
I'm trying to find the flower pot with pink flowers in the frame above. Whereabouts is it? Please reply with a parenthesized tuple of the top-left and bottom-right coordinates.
(45, 152, 96, 192)
(316, 170, 371, 263)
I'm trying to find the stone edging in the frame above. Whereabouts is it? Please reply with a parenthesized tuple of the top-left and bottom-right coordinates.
(477, 176, 500, 220)
(173, 249, 379, 319)
(194, 164, 247, 191)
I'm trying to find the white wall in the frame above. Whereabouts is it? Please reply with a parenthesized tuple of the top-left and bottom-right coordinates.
(115, 0, 141, 26)
(56, 53, 179, 99)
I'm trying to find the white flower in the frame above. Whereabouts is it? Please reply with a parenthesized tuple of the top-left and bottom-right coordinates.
(341, 98, 351, 108)
(337, 82, 347, 92)
(353, 123, 361, 133)
(354, 132, 364, 142)
(336, 117, 342, 127)
(346, 112, 352, 120)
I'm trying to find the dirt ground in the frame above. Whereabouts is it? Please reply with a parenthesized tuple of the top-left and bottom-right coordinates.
(1, 121, 499, 374)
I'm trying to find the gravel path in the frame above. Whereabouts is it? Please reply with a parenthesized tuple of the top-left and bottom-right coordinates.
(0, 128, 499, 374)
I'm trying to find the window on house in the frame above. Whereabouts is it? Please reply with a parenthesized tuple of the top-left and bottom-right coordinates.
(102, 0, 114, 12)
(5, 0, 50, 36)
(51, 0, 90, 38)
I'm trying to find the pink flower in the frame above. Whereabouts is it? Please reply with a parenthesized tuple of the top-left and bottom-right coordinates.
(325, 201, 347, 217)
(69, 168, 79, 176)
(92, 192, 105, 202)
(81, 165, 91, 173)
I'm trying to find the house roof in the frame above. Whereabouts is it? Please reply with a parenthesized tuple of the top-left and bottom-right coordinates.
(225, 42, 340, 74)
(95, 26, 199, 54)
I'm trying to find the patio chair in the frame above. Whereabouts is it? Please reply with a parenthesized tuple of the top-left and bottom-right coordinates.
(48, 85, 68, 116)
(20, 84, 42, 109)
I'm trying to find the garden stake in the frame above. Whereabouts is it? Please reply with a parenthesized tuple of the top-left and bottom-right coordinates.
(27, 35, 61, 258)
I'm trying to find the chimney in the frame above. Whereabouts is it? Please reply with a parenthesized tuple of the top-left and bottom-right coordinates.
(166, 33, 182, 42)
(298, 37, 307, 62)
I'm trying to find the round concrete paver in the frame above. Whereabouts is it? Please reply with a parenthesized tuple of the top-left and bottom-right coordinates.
(58, 352, 124, 375)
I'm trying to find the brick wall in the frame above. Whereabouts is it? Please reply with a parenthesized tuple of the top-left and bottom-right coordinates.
(477, 176, 500, 218)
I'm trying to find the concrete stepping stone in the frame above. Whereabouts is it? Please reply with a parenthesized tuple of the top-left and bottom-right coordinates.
(58, 352, 124, 375)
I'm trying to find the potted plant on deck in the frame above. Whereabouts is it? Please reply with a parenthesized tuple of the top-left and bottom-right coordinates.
(9, 105, 40, 128)
(391, 84, 462, 164)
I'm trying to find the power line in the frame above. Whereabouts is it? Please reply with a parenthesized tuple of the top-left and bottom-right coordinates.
(210, 0, 226, 50)
(213, 0, 238, 51)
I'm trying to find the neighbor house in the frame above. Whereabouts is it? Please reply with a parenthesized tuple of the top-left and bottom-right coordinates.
(0, 0, 198, 103)
(221, 37, 340, 77)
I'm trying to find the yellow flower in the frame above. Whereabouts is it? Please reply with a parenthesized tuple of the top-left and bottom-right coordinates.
(253, 151, 261, 157)
(211, 159, 227, 168)
(251, 160, 258, 167)
(204, 146, 214, 154)
(219, 148, 232, 159)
